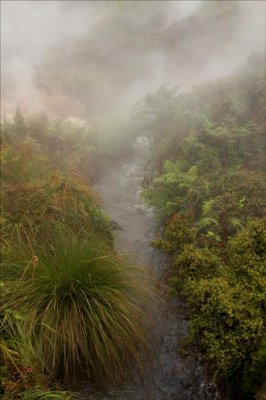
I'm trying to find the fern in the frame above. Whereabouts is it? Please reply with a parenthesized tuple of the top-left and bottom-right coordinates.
(155, 161, 182, 185)
(155, 161, 198, 186)
(186, 165, 198, 183)
(202, 199, 215, 216)
(197, 217, 219, 229)
(230, 217, 245, 231)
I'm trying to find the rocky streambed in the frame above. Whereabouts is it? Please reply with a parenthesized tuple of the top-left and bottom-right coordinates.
(81, 151, 219, 400)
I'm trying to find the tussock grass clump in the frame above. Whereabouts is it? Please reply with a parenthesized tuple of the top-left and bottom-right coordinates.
(0, 310, 46, 398)
(21, 387, 79, 399)
(1, 113, 154, 394)
(3, 232, 153, 383)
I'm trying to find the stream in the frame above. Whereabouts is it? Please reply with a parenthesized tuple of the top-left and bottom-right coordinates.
(81, 150, 220, 400)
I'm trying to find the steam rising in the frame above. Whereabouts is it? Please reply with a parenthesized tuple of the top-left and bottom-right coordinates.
(1, 0, 265, 119)
(1, 1, 93, 109)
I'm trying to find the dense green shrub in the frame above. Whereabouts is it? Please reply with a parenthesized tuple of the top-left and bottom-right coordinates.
(138, 57, 266, 398)
(151, 214, 196, 253)
(170, 244, 221, 290)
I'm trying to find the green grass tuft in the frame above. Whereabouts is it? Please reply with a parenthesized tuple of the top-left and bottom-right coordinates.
(20, 387, 79, 399)
(2, 231, 153, 383)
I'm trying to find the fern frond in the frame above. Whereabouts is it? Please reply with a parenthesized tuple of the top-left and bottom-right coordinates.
(230, 217, 245, 231)
(198, 217, 219, 229)
(202, 199, 215, 216)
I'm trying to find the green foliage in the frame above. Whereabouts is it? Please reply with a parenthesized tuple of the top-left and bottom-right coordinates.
(1, 112, 108, 182)
(175, 221, 265, 395)
(242, 335, 266, 395)
(170, 244, 221, 290)
(142, 161, 205, 219)
(2, 383, 79, 400)
(228, 219, 266, 293)
(185, 275, 264, 377)
(2, 231, 152, 383)
(167, 218, 265, 397)
(0, 136, 52, 184)
(130, 85, 179, 147)
(1, 113, 153, 397)
(151, 214, 196, 253)
(137, 57, 266, 398)
(21, 388, 78, 400)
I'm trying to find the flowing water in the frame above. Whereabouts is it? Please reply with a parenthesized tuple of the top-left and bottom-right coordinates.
(81, 151, 220, 400)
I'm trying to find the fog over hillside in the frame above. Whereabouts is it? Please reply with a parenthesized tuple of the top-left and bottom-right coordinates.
(1, 3, 266, 400)
(1, 0, 265, 119)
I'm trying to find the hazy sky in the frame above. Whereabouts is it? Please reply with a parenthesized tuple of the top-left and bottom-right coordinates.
(1, 0, 265, 116)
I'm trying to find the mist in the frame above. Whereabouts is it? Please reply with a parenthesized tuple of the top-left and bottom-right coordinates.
(1, 2, 266, 399)
(1, 0, 265, 120)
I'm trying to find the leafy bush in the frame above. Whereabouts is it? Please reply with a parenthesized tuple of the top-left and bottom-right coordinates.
(151, 214, 196, 253)
(170, 244, 221, 290)
(137, 57, 266, 398)
(185, 276, 264, 378)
